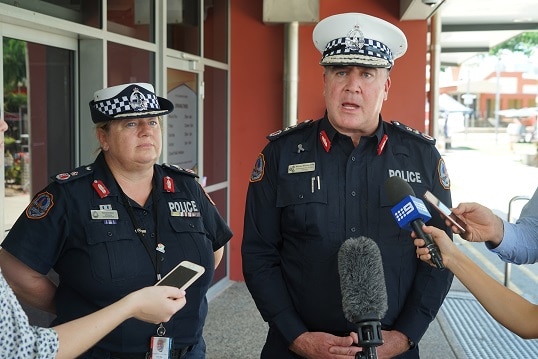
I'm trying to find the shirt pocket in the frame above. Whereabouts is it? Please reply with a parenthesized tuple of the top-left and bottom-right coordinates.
(84, 220, 139, 282)
(276, 173, 329, 235)
(167, 216, 214, 271)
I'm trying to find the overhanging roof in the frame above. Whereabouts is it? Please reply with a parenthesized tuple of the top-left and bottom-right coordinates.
(400, 0, 538, 66)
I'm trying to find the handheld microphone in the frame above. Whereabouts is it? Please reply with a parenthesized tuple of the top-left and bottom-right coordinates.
(384, 176, 445, 269)
(338, 237, 387, 359)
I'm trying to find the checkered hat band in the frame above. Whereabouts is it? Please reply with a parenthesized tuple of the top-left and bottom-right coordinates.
(94, 93, 161, 117)
(322, 37, 393, 66)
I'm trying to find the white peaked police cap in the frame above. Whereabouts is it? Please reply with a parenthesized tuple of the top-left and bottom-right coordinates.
(313, 13, 408, 69)
(89, 82, 174, 123)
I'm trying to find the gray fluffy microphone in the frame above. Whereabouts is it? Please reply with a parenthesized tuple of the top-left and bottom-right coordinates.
(338, 237, 387, 359)
(338, 237, 388, 323)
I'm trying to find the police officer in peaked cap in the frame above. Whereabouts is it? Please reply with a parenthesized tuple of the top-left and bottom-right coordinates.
(242, 13, 453, 358)
(0, 82, 232, 359)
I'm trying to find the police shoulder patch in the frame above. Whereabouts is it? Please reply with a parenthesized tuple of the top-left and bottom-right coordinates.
(390, 121, 435, 145)
(52, 165, 94, 183)
(161, 163, 199, 178)
(26, 191, 54, 219)
(250, 153, 265, 182)
(267, 120, 314, 141)
(437, 157, 450, 189)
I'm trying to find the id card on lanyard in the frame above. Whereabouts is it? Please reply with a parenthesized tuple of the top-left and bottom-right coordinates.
(150, 334, 172, 359)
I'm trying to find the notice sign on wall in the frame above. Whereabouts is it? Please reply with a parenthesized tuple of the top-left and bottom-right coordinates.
(167, 83, 197, 169)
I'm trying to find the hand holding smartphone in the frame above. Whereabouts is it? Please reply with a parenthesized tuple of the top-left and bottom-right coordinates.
(155, 260, 205, 290)
(423, 190, 467, 233)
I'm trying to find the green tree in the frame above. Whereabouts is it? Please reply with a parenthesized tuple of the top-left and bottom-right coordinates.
(490, 32, 538, 57)
(3, 38, 27, 112)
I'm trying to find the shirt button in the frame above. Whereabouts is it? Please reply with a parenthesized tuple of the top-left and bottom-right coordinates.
(150, 233, 155, 238)
(351, 191, 356, 196)
(107, 232, 113, 237)
(298, 194, 304, 199)
(350, 227, 356, 232)
(351, 156, 356, 161)
(143, 211, 148, 216)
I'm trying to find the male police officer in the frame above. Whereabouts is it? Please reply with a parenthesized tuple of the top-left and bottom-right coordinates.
(242, 13, 453, 358)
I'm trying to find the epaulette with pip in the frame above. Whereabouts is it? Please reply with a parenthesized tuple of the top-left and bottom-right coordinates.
(52, 165, 94, 183)
(267, 120, 314, 141)
(390, 121, 435, 145)
(161, 163, 199, 178)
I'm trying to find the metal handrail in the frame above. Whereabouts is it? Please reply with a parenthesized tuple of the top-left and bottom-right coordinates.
(504, 195, 531, 287)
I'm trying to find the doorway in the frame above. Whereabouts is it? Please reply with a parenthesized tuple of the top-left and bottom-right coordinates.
(3, 37, 75, 232)
(166, 64, 229, 286)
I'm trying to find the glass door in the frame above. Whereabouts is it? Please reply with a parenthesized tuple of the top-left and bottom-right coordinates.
(166, 62, 229, 286)
(3, 37, 75, 233)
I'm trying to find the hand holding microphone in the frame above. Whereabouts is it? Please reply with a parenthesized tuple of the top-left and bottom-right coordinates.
(384, 176, 445, 270)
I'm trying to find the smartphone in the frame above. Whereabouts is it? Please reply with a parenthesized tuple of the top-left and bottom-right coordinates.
(155, 260, 205, 290)
(423, 190, 467, 233)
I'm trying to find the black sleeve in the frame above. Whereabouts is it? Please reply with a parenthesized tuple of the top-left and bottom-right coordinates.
(241, 145, 308, 344)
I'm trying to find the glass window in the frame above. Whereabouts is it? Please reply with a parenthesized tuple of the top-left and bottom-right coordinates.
(108, 0, 154, 42)
(203, 66, 228, 185)
(0, 0, 100, 28)
(204, 0, 228, 63)
(167, 0, 200, 55)
(3, 38, 75, 230)
(107, 42, 154, 86)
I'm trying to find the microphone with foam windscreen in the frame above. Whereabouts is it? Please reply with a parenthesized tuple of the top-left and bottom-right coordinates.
(384, 176, 445, 269)
(338, 237, 387, 359)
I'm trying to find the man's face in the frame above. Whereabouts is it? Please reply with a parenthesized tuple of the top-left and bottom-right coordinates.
(323, 66, 390, 139)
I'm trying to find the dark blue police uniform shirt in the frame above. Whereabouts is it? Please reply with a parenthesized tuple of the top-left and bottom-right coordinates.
(242, 115, 454, 358)
(2, 152, 233, 355)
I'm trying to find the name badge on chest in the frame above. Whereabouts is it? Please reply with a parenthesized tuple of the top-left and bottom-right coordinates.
(288, 162, 315, 174)
(90, 204, 119, 220)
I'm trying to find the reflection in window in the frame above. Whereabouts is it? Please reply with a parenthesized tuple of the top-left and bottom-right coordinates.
(167, 0, 200, 55)
(0, 0, 100, 27)
(3, 39, 29, 198)
(204, 0, 228, 63)
(3, 38, 75, 230)
(107, 42, 154, 86)
(203, 66, 228, 186)
(108, 0, 155, 42)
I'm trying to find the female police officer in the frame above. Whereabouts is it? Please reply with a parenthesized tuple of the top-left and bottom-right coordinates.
(0, 83, 233, 359)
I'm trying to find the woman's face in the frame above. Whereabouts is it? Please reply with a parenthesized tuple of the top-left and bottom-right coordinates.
(98, 117, 162, 170)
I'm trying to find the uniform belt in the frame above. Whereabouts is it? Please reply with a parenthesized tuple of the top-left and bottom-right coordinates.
(110, 345, 193, 359)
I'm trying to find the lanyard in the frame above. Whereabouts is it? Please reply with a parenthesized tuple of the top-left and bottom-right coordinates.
(116, 178, 163, 281)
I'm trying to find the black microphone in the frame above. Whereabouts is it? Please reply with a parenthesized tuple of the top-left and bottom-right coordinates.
(338, 237, 387, 359)
(384, 176, 445, 269)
